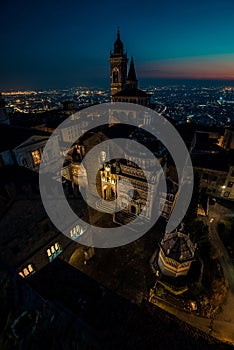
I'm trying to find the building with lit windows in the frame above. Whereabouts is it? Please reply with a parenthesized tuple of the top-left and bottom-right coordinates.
(0, 134, 60, 172)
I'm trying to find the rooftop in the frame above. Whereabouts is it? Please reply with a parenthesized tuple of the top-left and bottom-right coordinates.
(160, 230, 196, 262)
(0, 124, 50, 152)
(191, 153, 229, 172)
(113, 87, 148, 98)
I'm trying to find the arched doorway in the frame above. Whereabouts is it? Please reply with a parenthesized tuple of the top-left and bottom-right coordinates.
(130, 205, 137, 214)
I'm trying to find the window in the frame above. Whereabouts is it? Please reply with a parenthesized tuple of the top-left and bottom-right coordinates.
(47, 242, 62, 262)
(31, 150, 41, 165)
(224, 191, 230, 198)
(100, 151, 106, 163)
(47, 248, 51, 257)
(28, 264, 34, 273)
(23, 268, 29, 277)
(70, 225, 84, 239)
(228, 182, 233, 188)
(113, 70, 119, 83)
(19, 264, 35, 278)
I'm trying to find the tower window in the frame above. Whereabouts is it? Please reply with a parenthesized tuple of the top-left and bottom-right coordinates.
(113, 70, 119, 83)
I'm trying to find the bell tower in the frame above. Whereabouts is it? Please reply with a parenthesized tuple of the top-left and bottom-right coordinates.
(109, 29, 128, 99)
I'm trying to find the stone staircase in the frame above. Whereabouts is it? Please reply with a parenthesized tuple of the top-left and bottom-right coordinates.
(96, 199, 116, 214)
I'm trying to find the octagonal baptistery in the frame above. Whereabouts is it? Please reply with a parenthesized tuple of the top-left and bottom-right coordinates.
(158, 228, 197, 278)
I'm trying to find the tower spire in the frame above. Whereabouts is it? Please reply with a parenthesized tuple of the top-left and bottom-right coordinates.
(126, 57, 138, 89)
(114, 27, 124, 55)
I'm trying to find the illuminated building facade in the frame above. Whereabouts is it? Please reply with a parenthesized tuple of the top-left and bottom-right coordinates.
(113, 128, 167, 225)
(100, 163, 117, 200)
(0, 135, 56, 171)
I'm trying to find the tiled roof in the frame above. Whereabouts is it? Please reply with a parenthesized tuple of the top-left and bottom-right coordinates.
(160, 231, 196, 262)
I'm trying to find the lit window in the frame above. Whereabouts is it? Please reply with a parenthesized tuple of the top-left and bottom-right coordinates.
(19, 272, 24, 278)
(70, 225, 83, 239)
(100, 151, 106, 162)
(31, 150, 41, 165)
(28, 264, 34, 273)
(47, 242, 62, 262)
(23, 268, 29, 277)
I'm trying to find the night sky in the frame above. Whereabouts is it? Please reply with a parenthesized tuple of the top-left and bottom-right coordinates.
(1, 0, 234, 89)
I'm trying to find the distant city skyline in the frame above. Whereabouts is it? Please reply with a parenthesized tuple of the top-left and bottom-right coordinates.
(1, 0, 234, 89)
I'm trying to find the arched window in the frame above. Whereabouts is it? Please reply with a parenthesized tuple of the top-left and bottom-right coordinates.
(19, 263, 35, 278)
(28, 264, 34, 273)
(70, 225, 84, 239)
(47, 242, 62, 262)
(47, 248, 51, 257)
(31, 150, 41, 165)
(23, 268, 29, 276)
(100, 151, 106, 163)
(113, 70, 119, 83)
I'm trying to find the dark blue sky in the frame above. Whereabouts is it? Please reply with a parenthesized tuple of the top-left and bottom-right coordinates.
(1, 0, 234, 89)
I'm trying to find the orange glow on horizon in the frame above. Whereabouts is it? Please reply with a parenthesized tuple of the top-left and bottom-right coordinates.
(138, 54, 234, 80)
